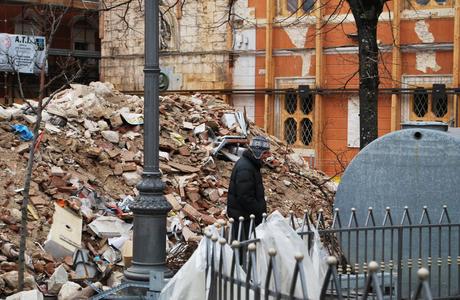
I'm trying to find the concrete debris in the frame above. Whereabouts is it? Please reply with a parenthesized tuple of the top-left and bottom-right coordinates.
(122, 172, 141, 186)
(1, 271, 35, 292)
(6, 290, 43, 300)
(57, 282, 82, 300)
(101, 130, 120, 143)
(88, 216, 132, 238)
(0, 82, 334, 297)
(47, 265, 68, 294)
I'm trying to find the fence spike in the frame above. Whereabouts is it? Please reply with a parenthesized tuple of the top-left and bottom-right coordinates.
(265, 248, 281, 298)
(230, 240, 242, 282)
(249, 214, 256, 239)
(289, 253, 309, 300)
(300, 209, 313, 246)
(228, 218, 234, 243)
(383, 206, 394, 226)
(238, 216, 245, 241)
(229, 240, 241, 300)
(219, 238, 227, 275)
(217, 219, 226, 238)
(438, 205, 451, 224)
(401, 206, 412, 225)
(365, 207, 376, 227)
(262, 212, 268, 223)
(412, 268, 433, 300)
(419, 206, 432, 225)
(320, 256, 343, 300)
(245, 243, 258, 299)
(316, 209, 325, 230)
(363, 261, 384, 300)
(332, 208, 342, 228)
(348, 208, 359, 228)
(289, 210, 296, 229)
(248, 243, 259, 285)
(208, 234, 219, 299)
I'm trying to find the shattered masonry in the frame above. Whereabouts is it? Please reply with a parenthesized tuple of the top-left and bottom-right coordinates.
(0, 82, 334, 297)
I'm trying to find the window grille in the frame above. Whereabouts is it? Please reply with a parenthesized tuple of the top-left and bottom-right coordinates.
(285, 90, 297, 114)
(410, 85, 452, 122)
(413, 88, 429, 118)
(281, 87, 315, 148)
(300, 118, 313, 146)
(284, 118, 297, 145)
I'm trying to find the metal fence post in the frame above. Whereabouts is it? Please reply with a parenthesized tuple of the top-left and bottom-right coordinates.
(397, 225, 403, 300)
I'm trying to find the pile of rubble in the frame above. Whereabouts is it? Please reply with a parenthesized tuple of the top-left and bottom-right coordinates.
(0, 82, 335, 298)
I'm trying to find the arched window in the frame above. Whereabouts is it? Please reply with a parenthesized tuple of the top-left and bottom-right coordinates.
(71, 20, 96, 51)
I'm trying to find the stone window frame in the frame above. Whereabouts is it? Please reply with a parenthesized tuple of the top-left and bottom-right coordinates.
(402, 75, 455, 125)
(275, 77, 316, 150)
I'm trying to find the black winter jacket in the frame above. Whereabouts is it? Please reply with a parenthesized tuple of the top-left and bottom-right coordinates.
(227, 150, 267, 225)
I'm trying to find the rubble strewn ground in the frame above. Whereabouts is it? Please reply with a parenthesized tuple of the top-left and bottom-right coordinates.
(0, 82, 335, 298)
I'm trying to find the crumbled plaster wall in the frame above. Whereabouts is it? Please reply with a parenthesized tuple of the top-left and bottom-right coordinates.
(414, 20, 441, 73)
(101, 0, 230, 91)
(284, 26, 312, 76)
(231, 0, 257, 120)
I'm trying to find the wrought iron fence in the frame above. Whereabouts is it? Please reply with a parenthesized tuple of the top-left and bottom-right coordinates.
(205, 206, 459, 300)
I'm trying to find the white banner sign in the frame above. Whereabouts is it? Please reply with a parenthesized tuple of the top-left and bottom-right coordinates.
(0, 33, 46, 74)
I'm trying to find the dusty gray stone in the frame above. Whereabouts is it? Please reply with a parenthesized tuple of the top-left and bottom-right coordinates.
(48, 265, 68, 294)
(57, 282, 82, 300)
(122, 172, 141, 186)
(101, 131, 120, 143)
(6, 290, 44, 300)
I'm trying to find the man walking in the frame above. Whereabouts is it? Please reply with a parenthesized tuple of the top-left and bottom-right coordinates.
(227, 136, 270, 241)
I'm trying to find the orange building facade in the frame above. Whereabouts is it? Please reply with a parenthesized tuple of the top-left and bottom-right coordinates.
(226, 0, 460, 175)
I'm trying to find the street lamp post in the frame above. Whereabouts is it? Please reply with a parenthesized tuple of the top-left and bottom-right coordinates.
(124, 0, 172, 282)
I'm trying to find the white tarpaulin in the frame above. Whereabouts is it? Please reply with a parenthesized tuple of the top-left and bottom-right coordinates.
(0, 33, 46, 74)
(160, 212, 327, 300)
(255, 211, 327, 299)
(159, 227, 246, 300)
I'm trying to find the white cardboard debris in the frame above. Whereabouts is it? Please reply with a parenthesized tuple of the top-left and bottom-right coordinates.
(44, 204, 83, 259)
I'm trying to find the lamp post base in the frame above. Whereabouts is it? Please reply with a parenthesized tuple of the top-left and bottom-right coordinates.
(125, 263, 173, 282)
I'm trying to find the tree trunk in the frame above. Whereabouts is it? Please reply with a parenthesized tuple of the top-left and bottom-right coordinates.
(18, 59, 46, 292)
(347, 0, 385, 149)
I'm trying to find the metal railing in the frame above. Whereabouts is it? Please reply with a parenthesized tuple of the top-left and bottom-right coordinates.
(205, 206, 459, 299)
